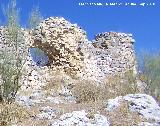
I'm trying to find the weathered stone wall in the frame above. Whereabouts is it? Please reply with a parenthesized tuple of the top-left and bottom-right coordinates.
(0, 17, 137, 89)
(91, 32, 136, 77)
(77, 32, 137, 81)
(29, 17, 88, 78)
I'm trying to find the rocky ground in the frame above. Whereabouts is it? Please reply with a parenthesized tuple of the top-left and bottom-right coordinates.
(13, 67, 160, 126)
(13, 85, 160, 126)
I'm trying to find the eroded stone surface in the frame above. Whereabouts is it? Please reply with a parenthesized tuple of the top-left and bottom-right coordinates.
(106, 94, 160, 124)
(51, 110, 110, 126)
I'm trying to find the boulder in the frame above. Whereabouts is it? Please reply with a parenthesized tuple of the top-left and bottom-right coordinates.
(106, 94, 160, 124)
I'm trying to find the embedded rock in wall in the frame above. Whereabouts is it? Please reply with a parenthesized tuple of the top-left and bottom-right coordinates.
(30, 17, 88, 78)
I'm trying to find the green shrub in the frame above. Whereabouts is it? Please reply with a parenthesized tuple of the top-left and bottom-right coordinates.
(138, 52, 160, 100)
(28, 6, 43, 28)
(0, 0, 27, 103)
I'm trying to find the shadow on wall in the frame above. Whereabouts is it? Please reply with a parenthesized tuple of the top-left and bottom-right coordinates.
(29, 47, 49, 66)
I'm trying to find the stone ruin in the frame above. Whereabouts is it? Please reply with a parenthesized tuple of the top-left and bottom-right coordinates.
(2, 17, 160, 126)
(0, 17, 137, 89)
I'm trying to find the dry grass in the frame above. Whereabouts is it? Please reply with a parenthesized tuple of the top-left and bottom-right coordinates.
(41, 67, 140, 104)
(104, 70, 140, 97)
(0, 102, 30, 126)
(71, 70, 140, 103)
(42, 74, 63, 96)
(71, 80, 104, 103)
(42, 70, 76, 96)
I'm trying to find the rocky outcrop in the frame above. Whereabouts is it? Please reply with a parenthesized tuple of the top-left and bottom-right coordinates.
(106, 94, 160, 125)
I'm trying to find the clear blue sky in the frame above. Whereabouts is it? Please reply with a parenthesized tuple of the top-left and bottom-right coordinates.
(0, 0, 160, 53)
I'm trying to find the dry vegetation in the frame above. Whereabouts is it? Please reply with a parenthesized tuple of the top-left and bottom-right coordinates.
(42, 70, 75, 96)
(0, 102, 30, 126)
(71, 70, 140, 103)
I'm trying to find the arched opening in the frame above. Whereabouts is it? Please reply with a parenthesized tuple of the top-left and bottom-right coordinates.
(29, 47, 50, 66)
